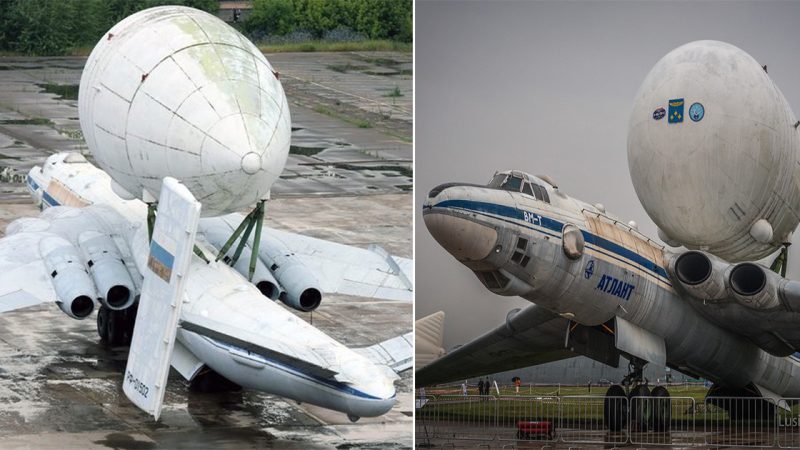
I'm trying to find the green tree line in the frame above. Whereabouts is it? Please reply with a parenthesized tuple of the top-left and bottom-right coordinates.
(0, 0, 411, 56)
(244, 0, 412, 43)
(0, 0, 218, 55)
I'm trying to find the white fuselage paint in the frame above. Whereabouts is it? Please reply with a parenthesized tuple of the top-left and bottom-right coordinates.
(26, 153, 395, 419)
(423, 173, 800, 396)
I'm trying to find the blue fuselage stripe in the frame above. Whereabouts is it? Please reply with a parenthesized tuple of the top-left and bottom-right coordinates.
(430, 199, 669, 281)
(42, 191, 60, 207)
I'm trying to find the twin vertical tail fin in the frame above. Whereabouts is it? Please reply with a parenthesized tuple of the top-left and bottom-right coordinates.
(123, 178, 201, 421)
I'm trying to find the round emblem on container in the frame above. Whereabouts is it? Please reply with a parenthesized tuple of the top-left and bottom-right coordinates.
(689, 102, 704, 122)
(653, 107, 666, 120)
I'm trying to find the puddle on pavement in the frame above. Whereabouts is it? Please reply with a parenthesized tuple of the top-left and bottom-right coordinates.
(327, 64, 369, 73)
(0, 118, 54, 126)
(289, 145, 326, 156)
(36, 83, 79, 100)
(338, 164, 413, 178)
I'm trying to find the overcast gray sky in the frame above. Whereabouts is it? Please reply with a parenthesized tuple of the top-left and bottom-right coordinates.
(415, 0, 800, 349)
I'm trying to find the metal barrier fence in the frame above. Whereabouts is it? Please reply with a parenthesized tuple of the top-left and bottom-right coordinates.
(415, 393, 800, 448)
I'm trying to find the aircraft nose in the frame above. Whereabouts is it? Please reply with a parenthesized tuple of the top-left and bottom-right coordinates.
(423, 184, 498, 261)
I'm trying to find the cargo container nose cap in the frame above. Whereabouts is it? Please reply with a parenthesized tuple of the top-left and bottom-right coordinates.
(241, 152, 261, 174)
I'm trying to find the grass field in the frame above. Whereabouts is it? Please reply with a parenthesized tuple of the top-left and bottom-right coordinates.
(418, 384, 800, 425)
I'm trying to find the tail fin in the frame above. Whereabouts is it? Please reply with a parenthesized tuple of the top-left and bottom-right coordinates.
(123, 178, 201, 421)
(415, 311, 445, 369)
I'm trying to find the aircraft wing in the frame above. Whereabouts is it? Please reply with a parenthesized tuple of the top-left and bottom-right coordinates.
(203, 214, 413, 301)
(265, 228, 413, 301)
(0, 232, 57, 313)
(0, 207, 136, 315)
(415, 304, 619, 386)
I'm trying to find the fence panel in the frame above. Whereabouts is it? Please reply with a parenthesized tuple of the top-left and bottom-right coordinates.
(703, 396, 776, 448)
(427, 395, 497, 441)
(559, 395, 628, 446)
(495, 396, 560, 443)
(415, 394, 437, 445)
(628, 395, 697, 447)
(777, 398, 800, 449)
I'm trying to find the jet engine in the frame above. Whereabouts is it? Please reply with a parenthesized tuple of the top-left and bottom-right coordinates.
(628, 41, 800, 261)
(78, 231, 136, 310)
(229, 246, 284, 300)
(200, 226, 284, 300)
(40, 236, 97, 319)
(728, 262, 800, 310)
(671, 251, 728, 301)
(78, 6, 291, 216)
(274, 263, 322, 312)
(670, 250, 800, 356)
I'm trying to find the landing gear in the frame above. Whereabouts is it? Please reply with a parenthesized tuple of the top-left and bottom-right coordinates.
(348, 414, 360, 423)
(602, 357, 672, 432)
(603, 384, 628, 432)
(650, 385, 671, 431)
(628, 384, 651, 432)
(96, 305, 138, 347)
(189, 367, 242, 393)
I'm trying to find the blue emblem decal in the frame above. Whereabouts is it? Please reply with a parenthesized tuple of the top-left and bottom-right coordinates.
(668, 98, 684, 123)
(689, 102, 704, 122)
(652, 107, 665, 120)
(584, 260, 595, 279)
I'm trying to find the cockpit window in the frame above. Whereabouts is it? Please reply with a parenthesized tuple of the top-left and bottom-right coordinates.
(502, 176, 523, 192)
(522, 182, 533, 196)
(541, 187, 550, 203)
(532, 183, 543, 201)
(487, 174, 506, 188)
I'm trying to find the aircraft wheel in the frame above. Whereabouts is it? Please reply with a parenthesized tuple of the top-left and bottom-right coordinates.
(123, 304, 138, 343)
(96, 306, 109, 341)
(650, 385, 671, 432)
(189, 367, 242, 393)
(628, 385, 651, 432)
(106, 310, 127, 347)
(348, 414, 360, 423)
(603, 384, 628, 432)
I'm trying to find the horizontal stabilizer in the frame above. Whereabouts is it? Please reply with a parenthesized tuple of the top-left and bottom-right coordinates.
(356, 331, 413, 373)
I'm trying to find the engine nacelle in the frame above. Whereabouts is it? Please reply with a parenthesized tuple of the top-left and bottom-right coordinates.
(670, 250, 729, 301)
(274, 263, 322, 312)
(78, 231, 136, 310)
(200, 226, 284, 300)
(728, 262, 782, 310)
(229, 247, 284, 300)
(40, 236, 97, 319)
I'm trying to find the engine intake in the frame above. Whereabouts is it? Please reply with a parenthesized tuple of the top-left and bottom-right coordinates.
(40, 236, 97, 319)
(730, 263, 767, 296)
(728, 262, 779, 309)
(78, 231, 136, 310)
(276, 264, 322, 312)
(670, 251, 728, 301)
(675, 251, 712, 285)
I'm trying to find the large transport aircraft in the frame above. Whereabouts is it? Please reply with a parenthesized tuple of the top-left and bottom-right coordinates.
(417, 40, 800, 432)
(0, 6, 413, 423)
(418, 169, 800, 431)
